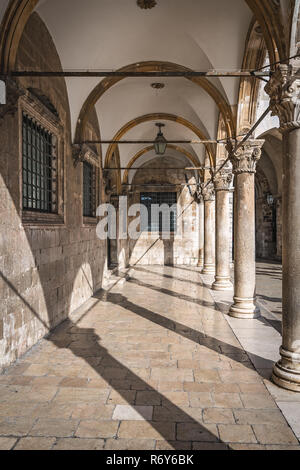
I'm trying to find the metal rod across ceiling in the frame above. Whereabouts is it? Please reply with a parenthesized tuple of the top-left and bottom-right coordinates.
(3, 70, 271, 78)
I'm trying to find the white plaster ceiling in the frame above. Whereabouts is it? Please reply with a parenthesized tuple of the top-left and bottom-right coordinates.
(33, 0, 252, 155)
(1, 0, 253, 170)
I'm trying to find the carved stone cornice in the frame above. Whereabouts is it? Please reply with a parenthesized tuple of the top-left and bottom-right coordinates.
(72, 143, 100, 168)
(201, 182, 215, 202)
(0, 79, 25, 123)
(265, 64, 300, 131)
(226, 139, 264, 175)
(213, 165, 233, 192)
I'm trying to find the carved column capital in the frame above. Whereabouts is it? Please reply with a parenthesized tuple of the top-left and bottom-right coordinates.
(201, 182, 215, 202)
(72, 143, 100, 168)
(226, 139, 264, 175)
(213, 164, 233, 192)
(265, 64, 300, 131)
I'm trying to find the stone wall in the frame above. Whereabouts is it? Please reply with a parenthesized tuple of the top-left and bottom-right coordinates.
(0, 13, 107, 370)
(128, 156, 201, 266)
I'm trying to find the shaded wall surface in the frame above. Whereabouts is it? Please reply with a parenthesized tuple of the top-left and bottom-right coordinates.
(0, 13, 107, 370)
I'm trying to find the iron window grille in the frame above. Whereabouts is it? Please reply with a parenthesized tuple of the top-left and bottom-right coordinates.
(22, 113, 57, 213)
(140, 192, 177, 232)
(83, 161, 96, 217)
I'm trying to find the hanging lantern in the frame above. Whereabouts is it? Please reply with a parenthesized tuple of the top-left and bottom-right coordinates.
(154, 123, 167, 155)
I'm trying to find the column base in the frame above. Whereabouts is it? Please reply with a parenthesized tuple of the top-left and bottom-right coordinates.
(197, 259, 204, 268)
(212, 276, 233, 291)
(272, 348, 300, 392)
(202, 264, 215, 275)
(229, 297, 260, 319)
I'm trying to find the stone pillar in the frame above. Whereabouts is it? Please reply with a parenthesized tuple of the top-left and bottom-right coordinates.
(197, 197, 205, 267)
(212, 165, 233, 291)
(202, 183, 215, 274)
(265, 65, 300, 391)
(227, 139, 264, 318)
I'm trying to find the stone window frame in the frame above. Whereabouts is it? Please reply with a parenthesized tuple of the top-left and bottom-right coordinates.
(77, 145, 101, 227)
(19, 91, 65, 227)
(131, 185, 180, 239)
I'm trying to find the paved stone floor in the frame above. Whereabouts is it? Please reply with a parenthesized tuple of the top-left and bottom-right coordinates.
(0, 265, 299, 450)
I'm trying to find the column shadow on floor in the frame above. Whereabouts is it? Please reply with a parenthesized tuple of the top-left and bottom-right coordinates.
(132, 266, 204, 287)
(50, 320, 225, 448)
(127, 276, 215, 308)
(100, 292, 275, 374)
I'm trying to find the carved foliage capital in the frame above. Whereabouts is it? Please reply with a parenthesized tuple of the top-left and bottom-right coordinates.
(213, 166, 233, 192)
(227, 139, 264, 175)
(201, 182, 215, 202)
(265, 64, 300, 131)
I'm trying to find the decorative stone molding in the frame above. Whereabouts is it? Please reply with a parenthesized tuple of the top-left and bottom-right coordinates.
(137, 0, 157, 9)
(201, 182, 215, 202)
(227, 139, 264, 174)
(0, 79, 25, 124)
(72, 144, 100, 168)
(213, 165, 233, 192)
(265, 64, 300, 131)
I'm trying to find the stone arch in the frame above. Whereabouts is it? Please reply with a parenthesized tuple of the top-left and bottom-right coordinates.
(122, 144, 203, 186)
(75, 61, 235, 141)
(104, 113, 215, 171)
(0, 0, 39, 72)
(237, 18, 268, 134)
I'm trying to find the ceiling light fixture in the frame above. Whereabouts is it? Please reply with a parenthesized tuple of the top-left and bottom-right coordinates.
(154, 123, 167, 155)
(137, 0, 157, 9)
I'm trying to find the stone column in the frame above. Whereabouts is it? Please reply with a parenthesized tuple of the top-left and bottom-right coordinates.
(202, 183, 215, 274)
(265, 65, 300, 391)
(212, 164, 233, 291)
(227, 139, 264, 318)
(197, 196, 205, 267)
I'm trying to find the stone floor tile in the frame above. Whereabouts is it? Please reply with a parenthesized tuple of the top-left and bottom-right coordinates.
(59, 377, 89, 388)
(118, 421, 176, 440)
(155, 441, 192, 450)
(177, 423, 219, 442)
(54, 438, 105, 450)
(14, 437, 56, 450)
(30, 419, 79, 438)
(203, 408, 235, 424)
(136, 391, 161, 406)
(212, 393, 243, 408)
(233, 409, 286, 425)
(105, 439, 155, 450)
(189, 392, 214, 408)
(71, 404, 115, 420)
(54, 387, 109, 403)
(276, 402, 300, 439)
(75, 420, 119, 438)
(107, 390, 136, 405)
(240, 393, 278, 409)
(0, 417, 36, 437)
(192, 442, 228, 450)
(265, 445, 300, 450)
(150, 368, 194, 383)
(112, 405, 153, 421)
(253, 424, 299, 445)
(238, 383, 269, 395)
(228, 443, 266, 450)
(194, 370, 221, 383)
(0, 437, 18, 450)
(218, 424, 257, 444)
